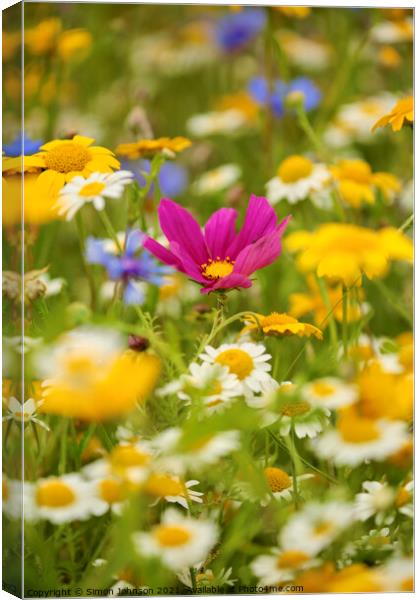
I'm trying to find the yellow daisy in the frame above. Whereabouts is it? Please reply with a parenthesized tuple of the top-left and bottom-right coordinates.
(372, 96, 413, 132)
(33, 135, 120, 202)
(242, 312, 323, 340)
(115, 137, 191, 159)
(331, 159, 401, 208)
(274, 7, 311, 18)
(285, 223, 413, 286)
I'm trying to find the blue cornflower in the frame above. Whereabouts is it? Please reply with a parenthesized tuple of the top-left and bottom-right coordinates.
(214, 8, 267, 53)
(122, 159, 188, 198)
(3, 135, 43, 157)
(248, 76, 322, 117)
(86, 229, 172, 305)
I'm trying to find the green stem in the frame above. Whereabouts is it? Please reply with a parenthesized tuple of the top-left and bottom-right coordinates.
(399, 213, 413, 233)
(285, 429, 303, 510)
(315, 276, 338, 348)
(98, 209, 123, 252)
(295, 102, 329, 162)
(75, 212, 97, 310)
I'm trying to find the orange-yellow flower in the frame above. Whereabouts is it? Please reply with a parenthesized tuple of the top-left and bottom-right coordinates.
(372, 96, 413, 132)
(57, 29, 92, 61)
(25, 18, 62, 55)
(274, 7, 311, 18)
(242, 312, 323, 340)
(115, 137, 191, 160)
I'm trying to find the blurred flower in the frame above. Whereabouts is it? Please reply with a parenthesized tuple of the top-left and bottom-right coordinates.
(144, 196, 290, 294)
(216, 91, 260, 122)
(370, 17, 413, 44)
(143, 473, 203, 509)
(116, 137, 191, 159)
(129, 159, 188, 198)
(285, 223, 413, 286)
(274, 6, 311, 18)
(57, 28, 92, 61)
(3, 135, 42, 157)
(302, 378, 358, 410)
(2, 30, 21, 61)
(24, 473, 95, 524)
(194, 164, 241, 196)
(25, 18, 62, 55)
(187, 109, 250, 137)
(278, 399, 330, 439)
(2, 397, 50, 431)
(372, 96, 413, 132)
(3, 268, 64, 303)
(276, 31, 331, 71)
(55, 170, 133, 220)
(2, 477, 22, 520)
(378, 46, 402, 68)
(395, 480, 413, 518)
(312, 406, 409, 466)
(84, 440, 154, 485)
(249, 76, 321, 117)
(252, 546, 317, 586)
(37, 326, 161, 421)
(133, 508, 218, 570)
(33, 135, 120, 202)
(262, 466, 311, 503)
(242, 312, 322, 339)
(90, 476, 129, 516)
(355, 481, 395, 523)
(214, 8, 267, 53)
(331, 159, 401, 207)
(379, 557, 413, 592)
(266, 155, 330, 205)
(199, 342, 272, 400)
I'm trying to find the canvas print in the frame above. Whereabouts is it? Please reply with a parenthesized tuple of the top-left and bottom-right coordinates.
(2, 2, 414, 597)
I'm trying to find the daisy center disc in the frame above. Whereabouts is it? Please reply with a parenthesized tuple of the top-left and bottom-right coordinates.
(261, 312, 298, 327)
(339, 417, 380, 443)
(36, 480, 76, 507)
(278, 155, 313, 183)
(144, 474, 184, 497)
(264, 467, 291, 492)
(395, 487, 410, 507)
(201, 258, 234, 280)
(79, 181, 106, 197)
(215, 349, 254, 380)
(277, 550, 310, 569)
(154, 525, 192, 547)
(281, 400, 311, 417)
(99, 479, 124, 504)
(311, 382, 335, 397)
(110, 446, 151, 469)
(340, 161, 372, 184)
(44, 142, 91, 173)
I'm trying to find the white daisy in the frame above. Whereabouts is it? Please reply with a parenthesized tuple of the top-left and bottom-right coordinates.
(355, 481, 395, 524)
(187, 110, 249, 137)
(262, 466, 313, 504)
(2, 396, 50, 431)
(199, 342, 272, 400)
(251, 547, 318, 586)
(157, 362, 242, 412)
(133, 508, 218, 570)
(279, 501, 355, 555)
(83, 441, 153, 485)
(370, 18, 413, 44)
(395, 480, 413, 518)
(143, 473, 203, 509)
(302, 377, 358, 410)
(194, 164, 241, 195)
(266, 155, 331, 205)
(55, 170, 134, 220)
(378, 556, 414, 592)
(277, 30, 331, 72)
(24, 473, 95, 524)
(90, 476, 128, 516)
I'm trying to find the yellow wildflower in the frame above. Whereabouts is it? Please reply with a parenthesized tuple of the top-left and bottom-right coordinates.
(25, 18, 62, 55)
(57, 29, 92, 61)
(372, 96, 413, 132)
(115, 137, 191, 159)
(378, 46, 402, 69)
(216, 92, 260, 121)
(242, 312, 323, 340)
(274, 7, 311, 18)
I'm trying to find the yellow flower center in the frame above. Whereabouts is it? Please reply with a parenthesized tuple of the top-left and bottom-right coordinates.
(144, 473, 184, 497)
(110, 445, 151, 470)
(339, 160, 372, 184)
(311, 382, 335, 397)
(36, 480, 76, 508)
(264, 467, 291, 493)
(44, 142, 91, 174)
(339, 416, 380, 443)
(277, 550, 310, 569)
(261, 312, 298, 327)
(281, 400, 311, 417)
(79, 181, 106, 197)
(154, 524, 191, 547)
(313, 521, 332, 536)
(395, 486, 410, 508)
(99, 479, 125, 504)
(201, 258, 234, 280)
(278, 155, 313, 183)
(215, 349, 254, 380)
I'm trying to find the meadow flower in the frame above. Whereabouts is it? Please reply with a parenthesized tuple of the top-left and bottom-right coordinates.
(372, 96, 413, 132)
(371, 17, 413, 43)
(90, 477, 129, 516)
(3, 135, 42, 157)
(85, 440, 154, 485)
(379, 557, 414, 592)
(187, 109, 250, 137)
(3, 268, 64, 303)
(144, 196, 290, 294)
(24, 473, 95, 524)
(143, 473, 203, 509)
(55, 170, 134, 220)
(213, 8, 267, 53)
(266, 155, 330, 205)
(280, 501, 355, 555)
(200, 342, 272, 399)
(86, 230, 171, 304)
(251, 547, 318, 586)
(312, 406, 409, 466)
(115, 137, 191, 159)
(331, 159, 401, 207)
(37, 327, 161, 421)
(25, 17, 62, 55)
(395, 480, 413, 518)
(262, 466, 312, 503)
(241, 312, 323, 340)
(355, 481, 395, 524)
(57, 28, 92, 61)
(249, 76, 321, 117)
(2, 477, 22, 520)
(275, 6, 311, 18)
(302, 377, 358, 410)
(158, 362, 242, 411)
(133, 508, 218, 570)
(129, 159, 188, 198)
(2, 397, 50, 431)
(278, 401, 330, 439)
(194, 164, 241, 196)
(32, 135, 120, 202)
(276, 31, 331, 71)
(285, 223, 413, 286)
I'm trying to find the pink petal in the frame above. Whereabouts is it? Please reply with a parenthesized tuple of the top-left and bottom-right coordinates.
(158, 199, 209, 263)
(277, 214, 292, 236)
(204, 208, 238, 259)
(233, 229, 282, 276)
(227, 195, 278, 258)
(200, 273, 253, 294)
(170, 241, 208, 283)
(144, 237, 183, 270)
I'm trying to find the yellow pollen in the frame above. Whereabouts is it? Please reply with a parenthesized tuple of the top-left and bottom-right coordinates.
(44, 142, 91, 174)
(281, 400, 311, 417)
(261, 312, 298, 327)
(154, 524, 191, 547)
(277, 550, 310, 569)
(278, 155, 313, 183)
(201, 258, 234, 280)
(36, 480, 76, 508)
(339, 160, 372, 184)
(311, 382, 335, 397)
(314, 521, 332, 536)
(395, 486, 410, 508)
(264, 467, 291, 493)
(99, 479, 124, 504)
(79, 181, 106, 197)
(215, 349, 254, 380)
(339, 416, 380, 443)
(144, 473, 184, 497)
(110, 445, 151, 470)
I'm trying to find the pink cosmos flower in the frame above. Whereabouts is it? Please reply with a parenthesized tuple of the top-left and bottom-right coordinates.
(144, 195, 291, 294)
